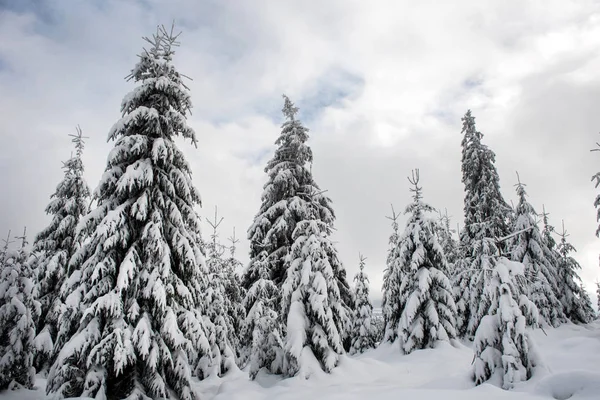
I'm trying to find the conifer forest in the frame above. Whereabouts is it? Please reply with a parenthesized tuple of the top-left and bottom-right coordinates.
(1, 2, 600, 400)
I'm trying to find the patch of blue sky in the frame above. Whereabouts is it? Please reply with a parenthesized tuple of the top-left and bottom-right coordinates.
(298, 67, 364, 124)
(0, 0, 61, 36)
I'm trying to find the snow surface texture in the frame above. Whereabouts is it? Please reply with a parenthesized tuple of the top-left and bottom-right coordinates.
(4, 320, 600, 399)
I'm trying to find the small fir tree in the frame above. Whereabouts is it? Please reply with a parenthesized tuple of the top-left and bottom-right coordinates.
(382, 206, 403, 342)
(0, 229, 38, 390)
(281, 190, 345, 377)
(473, 258, 539, 390)
(383, 170, 457, 353)
(242, 248, 283, 379)
(556, 222, 595, 323)
(196, 207, 236, 378)
(596, 282, 600, 318)
(350, 254, 375, 355)
(511, 175, 565, 327)
(592, 137, 600, 237)
(46, 26, 210, 400)
(437, 210, 459, 271)
(224, 228, 247, 363)
(31, 127, 91, 373)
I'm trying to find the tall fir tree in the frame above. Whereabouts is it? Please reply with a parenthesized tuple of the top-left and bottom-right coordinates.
(382, 171, 457, 353)
(511, 176, 565, 328)
(473, 258, 539, 390)
(350, 254, 375, 355)
(243, 95, 352, 352)
(241, 247, 283, 379)
(455, 110, 512, 338)
(46, 26, 211, 400)
(31, 127, 91, 373)
(556, 222, 595, 323)
(382, 206, 401, 342)
(281, 190, 345, 377)
(197, 207, 236, 378)
(0, 229, 38, 390)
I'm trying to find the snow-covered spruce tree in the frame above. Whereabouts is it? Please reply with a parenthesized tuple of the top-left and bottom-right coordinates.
(31, 127, 91, 373)
(281, 190, 345, 377)
(223, 228, 247, 362)
(0, 230, 38, 390)
(242, 247, 284, 379)
(592, 138, 600, 236)
(196, 207, 236, 378)
(511, 176, 565, 328)
(555, 223, 594, 323)
(350, 254, 375, 355)
(473, 258, 539, 390)
(384, 170, 457, 353)
(597, 282, 600, 318)
(578, 284, 596, 322)
(382, 206, 403, 342)
(455, 110, 513, 338)
(243, 95, 352, 348)
(46, 26, 211, 400)
(437, 209, 459, 273)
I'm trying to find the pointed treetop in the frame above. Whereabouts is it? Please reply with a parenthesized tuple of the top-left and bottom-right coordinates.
(385, 204, 399, 224)
(558, 220, 569, 239)
(68, 125, 88, 158)
(228, 227, 240, 258)
(1, 230, 12, 251)
(142, 22, 182, 61)
(282, 94, 299, 121)
(358, 253, 367, 271)
(514, 171, 528, 199)
(408, 169, 423, 203)
(461, 109, 481, 140)
(541, 205, 550, 221)
(206, 205, 225, 251)
(15, 226, 27, 249)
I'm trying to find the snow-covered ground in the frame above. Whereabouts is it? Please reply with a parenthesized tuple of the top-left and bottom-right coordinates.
(3, 321, 599, 400)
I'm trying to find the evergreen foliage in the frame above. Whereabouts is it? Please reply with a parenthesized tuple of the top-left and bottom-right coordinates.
(0, 230, 38, 390)
(31, 128, 91, 373)
(223, 228, 247, 362)
(473, 258, 538, 390)
(242, 248, 283, 379)
(197, 207, 236, 378)
(455, 110, 512, 338)
(597, 282, 600, 318)
(243, 95, 352, 355)
(437, 210, 459, 270)
(382, 170, 457, 353)
(349, 255, 375, 355)
(555, 223, 595, 324)
(382, 206, 402, 342)
(511, 176, 565, 327)
(592, 139, 600, 237)
(281, 191, 345, 377)
(46, 26, 210, 400)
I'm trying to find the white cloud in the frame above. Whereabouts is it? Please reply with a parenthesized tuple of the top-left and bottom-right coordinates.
(1, 0, 600, 302)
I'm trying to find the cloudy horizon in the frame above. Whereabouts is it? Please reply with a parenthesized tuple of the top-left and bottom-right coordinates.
(1, 0, 600, 303)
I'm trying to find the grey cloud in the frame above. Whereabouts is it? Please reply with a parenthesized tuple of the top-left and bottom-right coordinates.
(1, 0, 600, 304)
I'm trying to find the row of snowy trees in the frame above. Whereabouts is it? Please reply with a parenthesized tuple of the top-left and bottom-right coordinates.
(0, 25, 598, 397)
(0, 26, 374, 396)
(375, 109, 598, 390)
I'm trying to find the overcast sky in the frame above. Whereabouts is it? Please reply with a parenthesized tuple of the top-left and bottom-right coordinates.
(1, 0, 600, 303)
